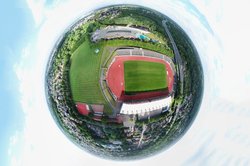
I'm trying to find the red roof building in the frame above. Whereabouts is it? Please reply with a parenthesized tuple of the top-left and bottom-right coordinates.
(76, 103, 90, 116)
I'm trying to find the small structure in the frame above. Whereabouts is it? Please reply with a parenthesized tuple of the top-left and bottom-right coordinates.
(95, 48, 100, 54)
(91, 104, 104, 114)
(76, 103, 90, 116)
(91, 104, 104, 121)
(136, 33, 150, 41)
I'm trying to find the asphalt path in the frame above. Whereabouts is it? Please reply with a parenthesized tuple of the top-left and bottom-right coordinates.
(162, 20, 184, 94)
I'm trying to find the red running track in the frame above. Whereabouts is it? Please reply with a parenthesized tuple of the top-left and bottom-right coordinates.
(106, 56, 174, 101)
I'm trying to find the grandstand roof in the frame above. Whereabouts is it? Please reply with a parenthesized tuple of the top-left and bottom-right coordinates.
(120, 96, 172, 115)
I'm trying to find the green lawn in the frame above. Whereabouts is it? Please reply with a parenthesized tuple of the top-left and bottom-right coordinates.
(100, 39, 174, 58)
(69, 38, 105, 104)
(124, 61, 167, 93)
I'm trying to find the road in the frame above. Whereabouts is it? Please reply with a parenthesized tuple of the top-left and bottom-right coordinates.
(138, 123, 147, 148)
(162, 20, 184, 94)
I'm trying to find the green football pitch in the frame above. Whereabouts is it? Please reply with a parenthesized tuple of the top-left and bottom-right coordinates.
(124, 60, 167, 93)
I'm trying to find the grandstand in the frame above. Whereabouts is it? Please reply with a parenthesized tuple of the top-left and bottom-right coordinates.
(115, 47, 175, 74)
(120, 96, 172, 115)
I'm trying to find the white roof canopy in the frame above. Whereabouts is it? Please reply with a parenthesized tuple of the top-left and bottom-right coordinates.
(120, 96, 172, 115)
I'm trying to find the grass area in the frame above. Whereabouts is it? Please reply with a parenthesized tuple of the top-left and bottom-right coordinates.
(124, 61, 167, 93)
(69, 37, 105, 104)
(113, 16, 167, 44)
(146, 33, 165, 43)
(113, 16, 153, 27)
(69, 38, 114, 115)
(99, 39, 174, 58)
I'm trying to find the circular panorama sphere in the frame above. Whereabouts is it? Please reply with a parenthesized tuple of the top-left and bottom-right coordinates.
(45, 5, 203, 160)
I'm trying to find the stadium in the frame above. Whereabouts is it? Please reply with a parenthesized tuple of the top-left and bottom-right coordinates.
(70, 25, 176, 121)
(103, 47, 175, 119)
(46, 5, 204, 159)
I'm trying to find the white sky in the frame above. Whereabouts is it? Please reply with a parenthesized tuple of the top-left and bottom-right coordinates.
(10, 0, 250, 166)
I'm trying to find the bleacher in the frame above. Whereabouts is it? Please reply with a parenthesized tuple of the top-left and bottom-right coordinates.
(115, 48, 176, 75)
(120, 96, 172, 115)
